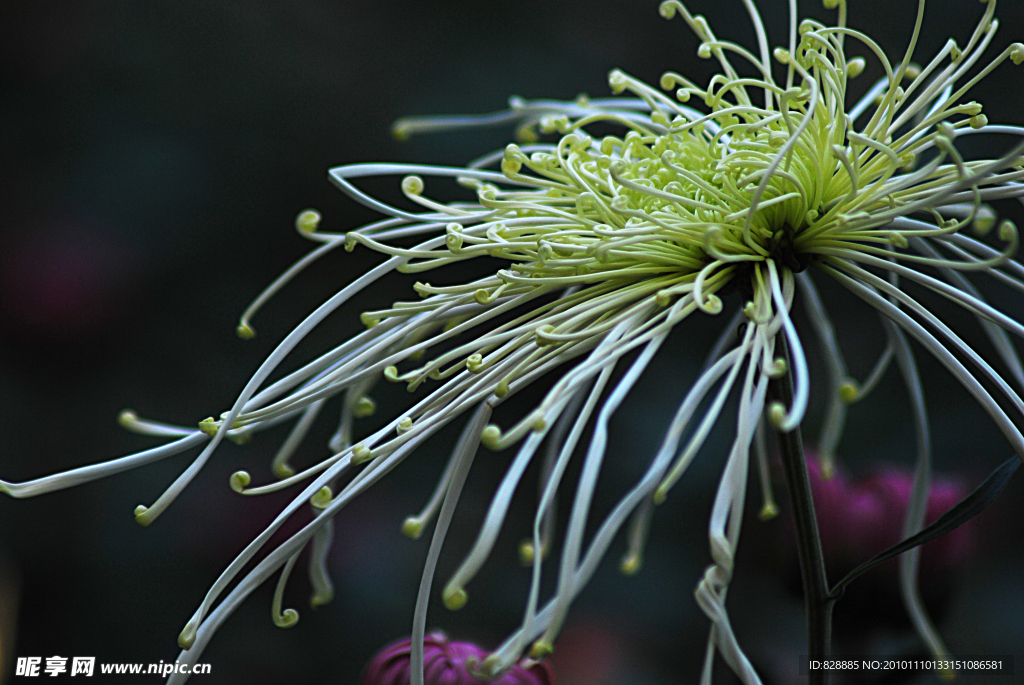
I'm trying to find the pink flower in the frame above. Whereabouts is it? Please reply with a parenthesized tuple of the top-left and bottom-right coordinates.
(361, 634, 554, 685)
(805, 458, 974, 577)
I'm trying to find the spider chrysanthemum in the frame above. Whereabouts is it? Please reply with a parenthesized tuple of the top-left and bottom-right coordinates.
(4, 0, 1024, 683)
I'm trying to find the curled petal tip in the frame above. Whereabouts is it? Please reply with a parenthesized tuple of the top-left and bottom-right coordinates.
(846, 57, 866, 78)
(198, 417, 219, 437)
(310, 486, 333, 510)
(1010, 43, 1024, 66)
(401, 175, 424, 196)
(133, 504, 152, 527)
(619, 552, 642, 575)
(401, 517, 424, 539)
(310, 589, 333, 608)
(295, 209, 321, 234)
(443, 587, 467, 611)
(759, 503, 779, 521)
(178, 623, 198, 650)
(229, 471, 251, 494)
(273, 608, 299, 628)
(518, 540, 536, 565)
(764, 358, 787, 378)
(768, 402, 788, 430)
(819, 458, 835, 481)
(481, 425, 502, 450)
(352, 444, 373, 464)
(235, 322, 256, 340)
(973, 207, 997, 235)
(353, 396, 376, 418)
(391, 121, 411, 141)
(529, 640, 554, 659)
(839, 380, 859, 403)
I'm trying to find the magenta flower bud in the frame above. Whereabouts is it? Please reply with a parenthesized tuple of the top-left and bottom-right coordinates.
(859, 467, 974, 575)
(361, 633, 554, 685)
(804, 457, 974, 575)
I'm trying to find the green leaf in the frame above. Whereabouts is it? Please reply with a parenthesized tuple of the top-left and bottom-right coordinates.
(830, 456, 1020, 599)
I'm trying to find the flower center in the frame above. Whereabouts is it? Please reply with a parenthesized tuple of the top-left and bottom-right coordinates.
(767, 221, 813, 274)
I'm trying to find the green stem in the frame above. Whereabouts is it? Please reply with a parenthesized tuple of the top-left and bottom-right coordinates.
(770, 332, 833, 684)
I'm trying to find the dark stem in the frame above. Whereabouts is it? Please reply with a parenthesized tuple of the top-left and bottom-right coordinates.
(769, 332, 832, 684)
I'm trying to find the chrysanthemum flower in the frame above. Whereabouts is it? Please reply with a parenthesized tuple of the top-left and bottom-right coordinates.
(805, 456, 974, 579)
(3, 0, 1024, 683)
(361, 633, 553, 685)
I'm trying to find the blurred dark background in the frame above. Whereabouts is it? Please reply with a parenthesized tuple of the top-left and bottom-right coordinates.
(1, 1, 1022, 683)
